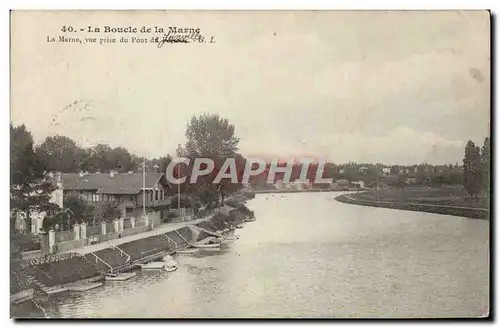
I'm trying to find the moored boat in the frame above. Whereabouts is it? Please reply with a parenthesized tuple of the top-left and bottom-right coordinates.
(139, 262, 166, 270)
(67, 282, 103, 292)
(105, 272, 136, 281)
(177, 248, 200, 255)
(190, 237, 221, 249)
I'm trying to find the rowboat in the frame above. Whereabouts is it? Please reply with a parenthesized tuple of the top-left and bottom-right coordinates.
(177, 248, 200, 255)
(139, 262, 166, 270)
(165, 259, 178, 272)
(190, 237, 221, 249)
(217, 235, 239, 245)
(67, 282, 103, 292)
(105, 272, 136, 281)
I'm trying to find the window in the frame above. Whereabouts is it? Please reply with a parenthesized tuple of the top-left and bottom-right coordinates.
(96, 194, 100, 202)
(155, 190, 159, 201)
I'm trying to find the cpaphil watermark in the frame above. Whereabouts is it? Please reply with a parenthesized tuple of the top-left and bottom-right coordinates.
(165, 157, 333, 185)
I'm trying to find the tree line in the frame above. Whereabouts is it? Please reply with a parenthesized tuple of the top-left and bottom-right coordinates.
(11, 115, 491, 235)
(463, 137, 490, 198)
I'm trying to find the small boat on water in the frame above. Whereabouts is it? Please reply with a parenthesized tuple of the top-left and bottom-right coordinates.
(44, 287, 68, 296)
(105, 272, 136, 281)
(235, 224, 244, 229)
(139, 262, 167, 270)
(217, 235, 240, 244)
(190, 237, 221, 249)
(165, 260, 178, 272)
(163, 255, 179, 272)
(177, 248, 200, 255)
(245, 217, 256, 222)
(68, 282, 103, 292)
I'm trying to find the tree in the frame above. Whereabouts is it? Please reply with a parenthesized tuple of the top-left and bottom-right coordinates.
(82, 144, 134, 173)
(181, 114, 241, 205)
(463, 140, 482, 198)
(480, 137, 490, 196)
(93, 202, 121, 224)
(159, 155, 173, 175)
(62, 192, 91, 227)
(184, 113, 240, 158)
(35, 135, 86, 173)
(10, 124, 56, 232)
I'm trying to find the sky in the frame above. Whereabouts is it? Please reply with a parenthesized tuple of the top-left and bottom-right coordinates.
(11, 11, 490, 165)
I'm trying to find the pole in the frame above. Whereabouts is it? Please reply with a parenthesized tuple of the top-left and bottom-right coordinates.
(178, 162, 181, 221)
(142, 158, 146, 216)
(376, 164, 380, 201)
(177, 144, 181, 221)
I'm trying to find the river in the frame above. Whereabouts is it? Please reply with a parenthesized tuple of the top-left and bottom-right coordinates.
(13, 192, 489, 318)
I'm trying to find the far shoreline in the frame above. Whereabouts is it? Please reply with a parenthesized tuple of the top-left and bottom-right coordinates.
(335, 191, 489, 220)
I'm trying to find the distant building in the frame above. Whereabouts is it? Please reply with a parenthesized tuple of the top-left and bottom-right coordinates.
(382, 168, 391, 176)
(358, 166, 369, 174)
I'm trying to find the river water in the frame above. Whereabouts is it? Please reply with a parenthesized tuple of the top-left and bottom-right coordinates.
(14, 192, 489, 318)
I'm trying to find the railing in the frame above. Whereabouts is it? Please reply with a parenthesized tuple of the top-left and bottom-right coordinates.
(159, 233, 177, 249)
(110, 243, 131, 263)
(91, 252, 114, 273)
(174, 230, 190, 245)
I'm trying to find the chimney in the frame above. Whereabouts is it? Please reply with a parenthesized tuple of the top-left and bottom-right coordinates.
(110, 170, 115, 178)
(79, 171, 84, 177)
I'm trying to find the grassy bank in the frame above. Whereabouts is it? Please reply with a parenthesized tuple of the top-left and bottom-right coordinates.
(336, 187, 490, 219)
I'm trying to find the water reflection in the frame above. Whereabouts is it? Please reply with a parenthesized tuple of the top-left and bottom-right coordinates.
(13, 192, 489, 318)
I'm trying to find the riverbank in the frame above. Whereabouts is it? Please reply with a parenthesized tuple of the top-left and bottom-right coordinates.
(11, 194, 256, 312)
(335, 188, 490, 219)
(253, 188, 362, 194)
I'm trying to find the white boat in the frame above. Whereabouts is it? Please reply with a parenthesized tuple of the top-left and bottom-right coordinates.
(165, 260, 178, 272)
(245, 217, 256, 222)
(235, 224, 244, 229)
(177, 248, 200, 255)
(44, 287, 68, 296)
(217, 235, 239, 244)
(68, 282, 103, 292)
(139, 262, 166, 270)
(199, 247, 221, 252)
(105, 272, 136, 281)
(190, 237, 221, 249)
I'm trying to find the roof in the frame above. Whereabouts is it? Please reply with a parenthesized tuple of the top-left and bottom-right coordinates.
(53, 173, 168, 195)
